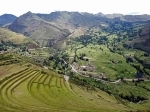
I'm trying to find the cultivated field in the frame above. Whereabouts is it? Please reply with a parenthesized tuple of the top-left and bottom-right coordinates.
(0, 53, 149, 112)
(0, 62, 129, 112)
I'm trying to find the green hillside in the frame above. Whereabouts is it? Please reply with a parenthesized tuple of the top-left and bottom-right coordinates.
(0, 28, 38, 49)
(0, 49, 150, 112)
(0, 53, 130, 112)
(1, 11, 150, 111)
(39, 19, 150, 111)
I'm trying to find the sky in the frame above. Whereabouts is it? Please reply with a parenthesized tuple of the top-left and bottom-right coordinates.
(1, 0, 150, 16)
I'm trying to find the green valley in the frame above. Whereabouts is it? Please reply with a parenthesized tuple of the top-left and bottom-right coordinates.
(0, 11, 150, 112)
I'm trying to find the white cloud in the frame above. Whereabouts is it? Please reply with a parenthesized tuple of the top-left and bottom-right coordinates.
(0, 0, 150, 16)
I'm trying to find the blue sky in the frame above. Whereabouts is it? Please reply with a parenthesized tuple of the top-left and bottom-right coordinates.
(1, 0, 150, 16)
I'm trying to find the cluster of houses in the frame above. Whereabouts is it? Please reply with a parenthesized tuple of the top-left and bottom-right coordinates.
(71, 62, 108, 80)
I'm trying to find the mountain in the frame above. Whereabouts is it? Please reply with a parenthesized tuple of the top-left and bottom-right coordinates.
(8, 12, 71, 47)
(0, 14, 17, 26)
(126, 23, 150, 54)
(7, 11, 110, 47)
(124, 14, 150, 22)
(0, 27, 37, 48)
(7, 11, 150, 48)
(36, 11, 107, 30)
(104, 13, 150, 22)
(105, 13, 125, 20)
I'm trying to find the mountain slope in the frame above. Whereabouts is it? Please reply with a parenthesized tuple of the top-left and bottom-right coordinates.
(7, 11, 150, 48)
(8, 12, 71, 47)
(0, 55, 128, 112)
(126, 23, 150, 54)
(7, 11, 111, 47)
(0, 14, 17, 26)
(104, 13, 150, 22)
(36, 11, 108, 31)
(0, 27, 37, 47)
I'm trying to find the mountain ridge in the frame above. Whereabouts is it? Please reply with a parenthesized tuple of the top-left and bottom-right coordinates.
(8, 12, 71, 47)
(6, 11, 150, 47)
(0, 14, 17, 26)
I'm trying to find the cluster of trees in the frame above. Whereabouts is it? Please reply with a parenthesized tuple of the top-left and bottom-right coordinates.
(97, 36, 108, 44)
(0, 46, 7, 51)
(126, 56, 134, 63)
(103, 21, 133, 34)
(75, 35, 93, 46)
(44, 53, 70, 74)
(119, 92, 147, 103)
(75, 34, 109, 46)
(78, 53, 86, 60)
(70, 74, 95, 91)
(0, 40, 18, 47)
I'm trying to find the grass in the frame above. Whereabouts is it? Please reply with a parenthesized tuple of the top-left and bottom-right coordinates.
(29, 48, 50, 58)
(0, 53, 149, 111)
(128, 100, 150, 111)
(0, 63, 130, 112)
(66, 43, 136, 79)
(0, 28, 36, 45)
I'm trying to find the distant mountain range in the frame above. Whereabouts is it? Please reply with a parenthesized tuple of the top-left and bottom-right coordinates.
(104, 13, 150, 22)
(1, 11, 150, 47)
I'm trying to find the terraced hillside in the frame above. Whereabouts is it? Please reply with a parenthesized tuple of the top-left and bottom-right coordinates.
(0, 67, 129, 112)
(0, 53, 131, 112)
(0, 52, 150, 111)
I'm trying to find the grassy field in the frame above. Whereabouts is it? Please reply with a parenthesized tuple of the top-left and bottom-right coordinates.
(0, 28, 36, 45)
(0, 63, 129, 112)
(65, 43, 136, 80)
(0, 53, 150, 112)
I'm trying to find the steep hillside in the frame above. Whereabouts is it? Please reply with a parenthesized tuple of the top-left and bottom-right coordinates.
(0, 28, 37, 47)
(0, 54, 128, 112)
(126, 23, 150, 54)
(36, 11, 108, 31)
(8, 12, 71, 47)
(7, 11, 150, 49)
(7, 11, 112, 47)
(0, 14, 17, 26)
